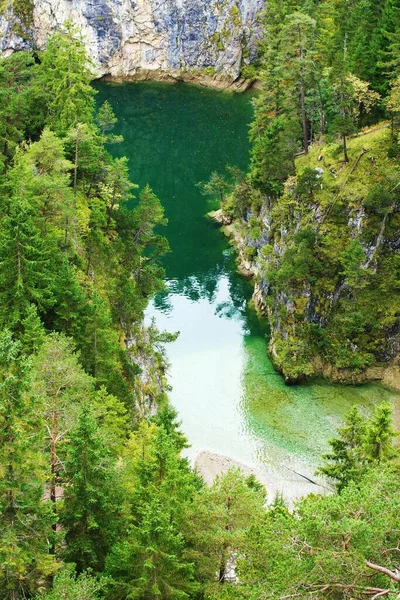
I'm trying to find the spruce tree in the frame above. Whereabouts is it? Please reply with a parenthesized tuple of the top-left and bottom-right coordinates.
(106, 425, 200, 599)
(0, 53, 35, 172)
(317, 406, 367, 491)
(33, 22, 96, 134)
(0, 331, 56, 598)
(61, 404, 123, 573)
(364, 402, 397, 462)
(0, 196, 56, 329)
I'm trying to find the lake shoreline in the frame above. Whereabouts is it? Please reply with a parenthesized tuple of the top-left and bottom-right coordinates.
(98, 70, 258, 92)
(194, 450, 329, 506)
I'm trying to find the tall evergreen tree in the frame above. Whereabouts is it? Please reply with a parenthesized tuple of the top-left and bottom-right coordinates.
(0, 196, 56, 329)
(32, 334, 93, 513)
(317, 406, 367, 491)
(0, 331, 56, 598)
(33, 22, 96, 134)
(61, 404, 123, 573)
(106, 423, 201, 599)
(364, 402, 396, 462)
(185, 469, 266, 591)
(0, 53, 35, 173)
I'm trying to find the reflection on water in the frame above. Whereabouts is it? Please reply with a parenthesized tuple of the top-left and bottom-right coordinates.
(96, 81, 400, 500)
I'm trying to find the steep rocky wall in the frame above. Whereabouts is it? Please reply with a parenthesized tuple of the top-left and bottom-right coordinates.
(212, 126, 400, 388)
(0, 0, 265, 84)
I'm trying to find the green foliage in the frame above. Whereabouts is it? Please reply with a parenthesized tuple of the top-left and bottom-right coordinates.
(318, 403, 397, 491)
(0, 332, 56, 598)
(0, 195, 57, 328)
(60, 404, 124, 573)
(40, 564, 103, 600)
(229, 466, 400, 600)
(364, 402, 397, 462)
(185, 469, 266, 592)
(0, 52, 36, 172)
(33, 22, 96, 134)
(317, 406, 368, 491)
(0, 11, 399, 600)
(105, 422, 201, 599)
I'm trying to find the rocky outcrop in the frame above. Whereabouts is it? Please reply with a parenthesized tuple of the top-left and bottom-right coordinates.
(0, 0, 265, 85)
(211, 129, 400, 388)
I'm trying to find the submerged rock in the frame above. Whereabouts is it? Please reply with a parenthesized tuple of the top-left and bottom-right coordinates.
(0, 0, 265, 84)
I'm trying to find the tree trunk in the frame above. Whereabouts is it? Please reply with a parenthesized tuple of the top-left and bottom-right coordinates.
(342, 133, 349, 162)
(73, 134, 79, 197)
(219, 554, 227, 584)
(300, 83, 309, 154)
(298, 24, 309, 154)
(49, 383, 58, 553)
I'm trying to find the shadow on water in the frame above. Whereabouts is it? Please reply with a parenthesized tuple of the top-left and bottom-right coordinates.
(95, 81, 400, 499)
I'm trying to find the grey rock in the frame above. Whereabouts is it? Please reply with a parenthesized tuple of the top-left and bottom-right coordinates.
(0, 0, 265, 83)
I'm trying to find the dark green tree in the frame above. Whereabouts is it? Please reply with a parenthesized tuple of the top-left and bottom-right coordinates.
(0, 196, 56, 329)
(33, 22, 96, 134)
(61, 404, 123, 573)
(317, 406, 367, 491)
(0, 53, 35, 172)
(106, 424, 200, 599)
(0, 331, 56, 598)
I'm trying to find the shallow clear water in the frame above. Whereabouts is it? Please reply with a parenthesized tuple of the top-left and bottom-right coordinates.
(96, 82, 399, 500)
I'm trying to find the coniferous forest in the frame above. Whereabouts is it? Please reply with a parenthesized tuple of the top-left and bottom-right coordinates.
(0, 2, 399, 600)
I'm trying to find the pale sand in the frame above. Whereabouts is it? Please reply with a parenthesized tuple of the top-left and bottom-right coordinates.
(194, 450, 329, 506)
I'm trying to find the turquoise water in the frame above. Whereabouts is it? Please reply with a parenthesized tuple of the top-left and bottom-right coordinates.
(96, 82, 399, 500)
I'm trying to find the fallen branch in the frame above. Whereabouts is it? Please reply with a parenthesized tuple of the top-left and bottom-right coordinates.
(370, 590, 391, 600)
(366, 561, 400, 583)
(279, 583, 393, 599)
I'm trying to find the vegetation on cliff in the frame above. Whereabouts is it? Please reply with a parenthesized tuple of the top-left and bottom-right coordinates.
(211, 0, 400, 383)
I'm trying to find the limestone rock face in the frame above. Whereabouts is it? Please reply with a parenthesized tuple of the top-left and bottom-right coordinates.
(0, 0, 265, 83)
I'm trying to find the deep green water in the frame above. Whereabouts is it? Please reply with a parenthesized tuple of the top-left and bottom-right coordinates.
(96, 82, 399, 499)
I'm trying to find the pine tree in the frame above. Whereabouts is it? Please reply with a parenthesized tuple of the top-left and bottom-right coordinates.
(0, 196, 56, 329)
(91, 386, 130, 456)
(280, 12, 318, 154)
(185, 469, 266, 590)
(150, 403, 189, 452)
(249, 1, 302, 195)
(33, 22, 96, 134)
(0, 331, 56, 598)
(82, 289, 122, 384)
(7, 128, 74, 239)
(0, 52, 35, 172)
(317, 406, 367, 491)
(106, 424, 200, 599)
(113, 185, 169, 330)
(31, 334, 93, 517)
(61, 404, 123, 573)
(19, 303, 45, 355)
(364, 402, 397, 462)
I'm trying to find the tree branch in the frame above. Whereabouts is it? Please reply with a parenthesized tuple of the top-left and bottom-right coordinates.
(366, 560, 400, 583)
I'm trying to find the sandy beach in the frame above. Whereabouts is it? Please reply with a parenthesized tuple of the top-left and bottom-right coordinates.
(194, 450, 329, 506)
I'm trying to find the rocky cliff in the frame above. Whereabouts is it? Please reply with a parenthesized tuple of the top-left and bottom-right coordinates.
(0, 0, 265, 85)
(215, 126, 400, 388)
